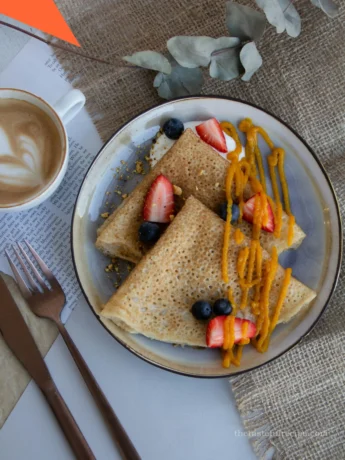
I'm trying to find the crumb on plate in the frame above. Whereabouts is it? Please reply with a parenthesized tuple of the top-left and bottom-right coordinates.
(135, 161, 144, 174)
(173, 185, 182, 196)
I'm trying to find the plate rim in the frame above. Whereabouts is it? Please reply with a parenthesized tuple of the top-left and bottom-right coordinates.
(71, 95, 343, 378)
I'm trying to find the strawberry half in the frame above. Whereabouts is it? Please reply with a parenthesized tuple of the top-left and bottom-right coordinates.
(196, 118, 227, 153)
(243, 194, 275, 233)
(143, 174, 174, 223)
(206, 316, 256, 348)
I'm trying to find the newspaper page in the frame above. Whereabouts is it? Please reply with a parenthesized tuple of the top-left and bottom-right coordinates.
(0, 38, 102, 322)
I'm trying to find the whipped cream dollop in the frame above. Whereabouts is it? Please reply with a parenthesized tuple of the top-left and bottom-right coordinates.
(150, 121, 245, 167)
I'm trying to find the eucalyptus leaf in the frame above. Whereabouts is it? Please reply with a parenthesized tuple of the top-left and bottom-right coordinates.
(256, 0, 284, 33)
(213, 36, 241, 51)
(256, 0, 301, 37)
(209, 48, 242, 81)
(153, 72, 164, 87)
(154, 59, 204, 99)
(240, 42, 263, 81)
(278, 0, 301, 37)
(167, 36, 240, 68)
(310, 0, 339, 18)
(123, 51, 171, 74)
(225, 2, 266, 41)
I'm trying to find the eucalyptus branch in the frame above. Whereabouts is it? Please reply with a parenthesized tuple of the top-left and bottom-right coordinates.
(1, 0, 338, 101)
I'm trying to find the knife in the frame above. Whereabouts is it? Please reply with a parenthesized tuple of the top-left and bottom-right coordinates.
(0, 276, 95, 460)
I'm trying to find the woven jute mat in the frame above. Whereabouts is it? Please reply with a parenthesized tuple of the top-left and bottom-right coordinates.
(54, 0, 345, 458)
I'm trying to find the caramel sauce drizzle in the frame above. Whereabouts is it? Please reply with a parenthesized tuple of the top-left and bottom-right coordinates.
(259, 268, 292, 353)
(220, 121, 242, 158)
(234, 228, 245, 244)
(219, 119, 294, 368)
(240, 119, 295, 246)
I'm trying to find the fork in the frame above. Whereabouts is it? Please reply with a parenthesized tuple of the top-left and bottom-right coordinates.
(6, 241, 141, 460)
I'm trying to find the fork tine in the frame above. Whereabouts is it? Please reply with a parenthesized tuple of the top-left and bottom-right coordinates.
(18, 242, 47, 290)
(12, 245, 39, 292)
(24, 240, 54, 281)
(5, 249, 32, 298)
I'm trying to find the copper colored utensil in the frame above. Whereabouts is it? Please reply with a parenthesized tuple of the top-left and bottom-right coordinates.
(0, 275, 95, 460)
(6, 241, 141, 460)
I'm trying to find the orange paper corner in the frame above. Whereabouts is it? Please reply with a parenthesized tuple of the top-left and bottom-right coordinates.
(0, 0, 80, 46)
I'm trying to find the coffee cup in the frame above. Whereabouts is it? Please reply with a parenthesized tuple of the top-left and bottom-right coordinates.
(0, 87, 86, 212)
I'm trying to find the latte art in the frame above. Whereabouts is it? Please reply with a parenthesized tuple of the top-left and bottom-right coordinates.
(0, 130, 45, 189)
(0, 99, 63, 207)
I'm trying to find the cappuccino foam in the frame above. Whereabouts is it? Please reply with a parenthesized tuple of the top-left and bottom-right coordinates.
(0, 98, 63, 207)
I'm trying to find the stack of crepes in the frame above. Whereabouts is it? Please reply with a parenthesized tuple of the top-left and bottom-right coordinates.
(97, 127, 316, 360)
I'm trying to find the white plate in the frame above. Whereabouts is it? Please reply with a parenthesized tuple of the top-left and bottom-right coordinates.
(72, 97, 342, 378)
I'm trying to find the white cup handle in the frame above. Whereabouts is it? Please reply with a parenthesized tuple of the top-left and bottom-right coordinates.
(53, 89, 86, 125)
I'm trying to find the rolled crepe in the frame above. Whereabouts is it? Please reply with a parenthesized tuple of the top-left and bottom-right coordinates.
(96, 129, 305, 263)
(101, 197, 316, 347)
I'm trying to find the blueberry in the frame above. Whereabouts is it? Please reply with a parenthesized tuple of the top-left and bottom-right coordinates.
(162, 118, 184, 140)
(139, 222, 161, 243)
(219, 202, 228, 221)
(213, 298, 232, 316)
(219, 202, 240, 224)
(191, 300, 212, 320)
(231, 203, 240, 223)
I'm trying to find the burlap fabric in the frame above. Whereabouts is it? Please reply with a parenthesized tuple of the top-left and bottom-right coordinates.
(54, 1, 345, 458)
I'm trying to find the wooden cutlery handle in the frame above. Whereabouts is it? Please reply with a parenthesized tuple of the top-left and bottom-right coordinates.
(41, 383, 95, 460)
(58, 324, 141, 460)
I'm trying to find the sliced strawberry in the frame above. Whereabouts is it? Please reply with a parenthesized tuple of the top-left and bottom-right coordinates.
(196, 118, 227, 153)
(242, 194, 275, 233)
(233, 318, 256, 343)
(143, 174, 174, 223)
(206, 316, 256, 348)
(206, 316, 225, 348)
